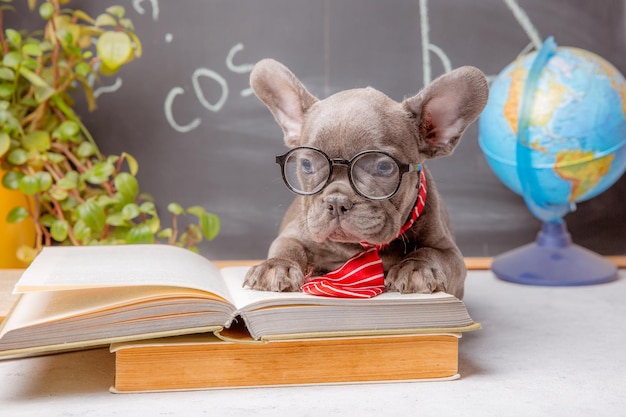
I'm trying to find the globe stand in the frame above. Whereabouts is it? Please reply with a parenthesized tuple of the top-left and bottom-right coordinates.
(491, 221, 618, 286)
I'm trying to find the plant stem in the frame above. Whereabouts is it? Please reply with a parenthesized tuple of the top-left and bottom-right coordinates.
(169, 214, 179, 245)
(50, 95, 104, 159)
(51, 142, 88, 172)
(0, 11, 8, 55)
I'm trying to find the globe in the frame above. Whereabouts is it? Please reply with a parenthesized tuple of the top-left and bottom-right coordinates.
(478, 37, 626, 286)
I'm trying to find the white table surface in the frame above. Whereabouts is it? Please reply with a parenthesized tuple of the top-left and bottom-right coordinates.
(1, 269, 625, 417)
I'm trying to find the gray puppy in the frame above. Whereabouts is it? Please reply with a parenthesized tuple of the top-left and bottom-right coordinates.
(244, 59, 488, 299)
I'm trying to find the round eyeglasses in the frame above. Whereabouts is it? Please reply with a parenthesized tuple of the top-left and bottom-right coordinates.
(275, 146, 422, 200)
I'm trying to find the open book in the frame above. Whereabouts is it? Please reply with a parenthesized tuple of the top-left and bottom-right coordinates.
(0, 245, 479, 359)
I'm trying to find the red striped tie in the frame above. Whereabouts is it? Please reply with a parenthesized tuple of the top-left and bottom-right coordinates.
(301, 169, 427, 298)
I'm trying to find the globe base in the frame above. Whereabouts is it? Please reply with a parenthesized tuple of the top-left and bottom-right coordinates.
(491, 222, 618, 286)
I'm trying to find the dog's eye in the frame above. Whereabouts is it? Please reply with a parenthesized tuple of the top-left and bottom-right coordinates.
(300, 159, 314, 174)
(375, 160, 395, 177)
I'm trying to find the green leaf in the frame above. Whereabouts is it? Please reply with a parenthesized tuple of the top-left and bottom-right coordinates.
(35, 171, 53, 191)
(40, 214, 57, 227)
(45, 151, 65, 164)
(106, 212, 129, 227)
(2, 170, 22, 190)
(185, 224, 203, 242)
(72, 9, 95, 24)
(6, 206, 29, 223)
(121, 203, 140, 220)
(73, 219, 91, 241)
(126, 224, 154, 244)
(55, 28, 74, 46)
(186, 206, 205, 217)
(22, 130, 51, 151)
(139, 193, 154, 202)
(0, 108, 19, 130)
(77, 200, 106, 234)
(16, 245, 37, 264)
(2, 51, 21, 69)
(139, 201, 156, 215)
(19, 174, 40, 195)
(119, 18, 135, 31)
(0, 67, 14, 80)
(0, 83, 13, 99)
(121, 152, 138, 175)
(57, 120, 80, 139)
(157, 228, 173, 239)
(96, 31, 133, 71)
(5, 29, 21, 46)
(187, 206, 220, 240)
(199, 212, 220, 240)
(18, 67, 54, 102)
(48, 187, 68, 201)
(60, 195, 79, 211)
(0, 132, 10, 157)
(57, 171, 79, 190)
(94, 13, 117, 27)
(83, 162, 115, 184)
(22, 43, 42, 57)
(146, 216, 160, 233)
(97, 195, 120, 207)
(50, 219, 69, 242)
(127, 31, 142, 58)
(114, 172, 139, 203)
(7, 148, 28, 165)
(77, 142, 95, 157)
(167, 202, 184, 215)
(75, 62, 91, 78)
(39, 2, 54, 20)
(22, 58, 38, 71)
(105, 5, 126, 18)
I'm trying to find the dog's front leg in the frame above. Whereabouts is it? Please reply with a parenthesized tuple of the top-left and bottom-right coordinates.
(243, 236, 308, 292)
(386, 246, 466, 299)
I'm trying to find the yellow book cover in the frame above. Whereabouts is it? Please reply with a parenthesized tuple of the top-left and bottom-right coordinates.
(110, 324, 462, 392)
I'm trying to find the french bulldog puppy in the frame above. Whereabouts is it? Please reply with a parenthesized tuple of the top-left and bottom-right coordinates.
(244, 59, 488, 299)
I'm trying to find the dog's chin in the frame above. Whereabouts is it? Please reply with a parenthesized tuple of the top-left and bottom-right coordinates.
(327, 228, 360, 243)
(306, 199, 402, 245)
(310, 223, 393, 245)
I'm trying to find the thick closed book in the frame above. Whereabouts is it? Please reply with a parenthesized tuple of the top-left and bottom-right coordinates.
(0, 245, 479, 359)
(110, 325, 462, 392)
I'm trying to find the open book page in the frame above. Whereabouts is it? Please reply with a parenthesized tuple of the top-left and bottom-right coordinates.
(3, 286, 222, 331)
(14, 245, 232, 303)
(220, 266, 456, 311)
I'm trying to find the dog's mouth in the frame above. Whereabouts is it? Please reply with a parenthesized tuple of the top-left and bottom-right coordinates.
(307, 197, 396, 245)
(327, 226, 359, 243)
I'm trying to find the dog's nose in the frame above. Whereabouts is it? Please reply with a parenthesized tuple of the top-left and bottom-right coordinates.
(325, 195, 353, 217)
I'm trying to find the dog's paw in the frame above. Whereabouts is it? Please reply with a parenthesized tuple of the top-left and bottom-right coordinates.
(243, 258, 305, 292)
(386, 258, 447, 294)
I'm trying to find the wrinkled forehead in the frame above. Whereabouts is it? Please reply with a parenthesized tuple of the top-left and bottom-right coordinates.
(301, 88, 405, 158)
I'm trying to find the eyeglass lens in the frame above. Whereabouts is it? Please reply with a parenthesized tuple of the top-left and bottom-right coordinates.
(282, 148, 402, 199)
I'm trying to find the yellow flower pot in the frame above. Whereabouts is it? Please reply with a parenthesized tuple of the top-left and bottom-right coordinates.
(0, 178, 36, 268)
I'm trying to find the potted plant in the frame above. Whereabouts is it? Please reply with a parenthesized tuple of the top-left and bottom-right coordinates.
(0, 1, 220, 266)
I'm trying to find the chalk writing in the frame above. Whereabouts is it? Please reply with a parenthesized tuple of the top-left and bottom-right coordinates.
(132, 0, 159, 21)
(419, 0, 452, 86)
(164, 43, 254, 133)
(504, 0, 542, 51)
(149, 0, 542, 133)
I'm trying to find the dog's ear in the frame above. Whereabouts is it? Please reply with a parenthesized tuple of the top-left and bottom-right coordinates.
(250, 59, 318, 147)
(403, 66, 488, 159)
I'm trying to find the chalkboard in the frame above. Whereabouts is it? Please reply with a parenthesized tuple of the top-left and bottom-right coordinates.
(8, 0, 626, 259)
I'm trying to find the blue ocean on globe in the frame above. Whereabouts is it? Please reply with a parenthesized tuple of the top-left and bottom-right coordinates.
(479, 44, 626, 222)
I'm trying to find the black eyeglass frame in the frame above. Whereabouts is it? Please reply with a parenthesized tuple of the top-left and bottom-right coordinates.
(275, 146, 422, 201)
